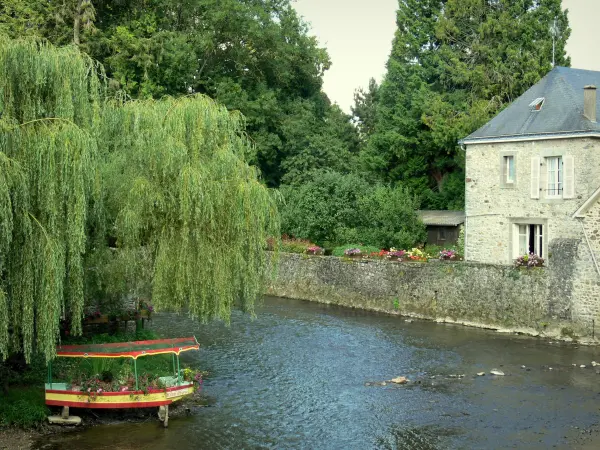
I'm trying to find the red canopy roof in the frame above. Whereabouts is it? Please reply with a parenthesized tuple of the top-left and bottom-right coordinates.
(56, 337, 199, 359)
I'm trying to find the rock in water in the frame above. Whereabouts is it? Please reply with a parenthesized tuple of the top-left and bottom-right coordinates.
(390, 376, 408, 384)
(490, 369, 505, 376)
(477, 372, 485, 376)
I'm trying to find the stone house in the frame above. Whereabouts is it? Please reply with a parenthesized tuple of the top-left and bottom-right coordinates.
(461, 66, 600, 326)
(417, 210, 464, 246)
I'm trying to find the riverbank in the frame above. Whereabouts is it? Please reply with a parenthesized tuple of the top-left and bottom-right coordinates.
(0, 328, 208, 449)
(268, 252, 598, 343)
(0, 389, 211, 450)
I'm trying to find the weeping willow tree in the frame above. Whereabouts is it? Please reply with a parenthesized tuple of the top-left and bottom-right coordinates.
(0, 38, 103, 362)
(98, 96, 279, 322)
(0, 37, 280, 363)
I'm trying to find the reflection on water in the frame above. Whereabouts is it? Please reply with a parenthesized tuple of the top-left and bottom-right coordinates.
(37, 297, 600, 449)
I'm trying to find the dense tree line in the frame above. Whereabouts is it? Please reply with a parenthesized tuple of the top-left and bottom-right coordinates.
(0, 0, 356, 187)
(359, 0, 570, 209)
(0, 0, 572, 252)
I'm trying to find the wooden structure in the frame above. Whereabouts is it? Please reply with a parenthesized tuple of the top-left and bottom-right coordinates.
(45, 337, 200, 427)
(417, 210, 465, 246)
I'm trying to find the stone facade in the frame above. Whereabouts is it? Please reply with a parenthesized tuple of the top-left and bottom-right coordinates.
(574, 200, 600, 323)
(268, 253, 580, 335)
(465, 137, 600, 327)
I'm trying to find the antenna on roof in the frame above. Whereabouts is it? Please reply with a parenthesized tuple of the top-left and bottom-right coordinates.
(550, 17, 559, 67)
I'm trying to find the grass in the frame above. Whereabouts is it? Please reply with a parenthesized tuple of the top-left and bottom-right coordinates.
(0, 387, 49, 428)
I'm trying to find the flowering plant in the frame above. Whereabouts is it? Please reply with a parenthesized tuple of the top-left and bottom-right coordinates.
(406, 248, 427, 261)
(344, 248, 362, 256)
(439, 249, 458, 261)
(182, 368, 204, 391)
(515, 253, 544, 268)
(306, 246, 324, 255)
(387, 250, 406, 259)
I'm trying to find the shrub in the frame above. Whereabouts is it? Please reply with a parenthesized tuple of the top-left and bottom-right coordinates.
(515, 253, 544, 268)
(279, 170, 426, 249)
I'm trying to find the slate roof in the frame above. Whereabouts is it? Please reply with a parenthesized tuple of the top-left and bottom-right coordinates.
(462, 67, 600, 143)
(417, 210, 465, 226)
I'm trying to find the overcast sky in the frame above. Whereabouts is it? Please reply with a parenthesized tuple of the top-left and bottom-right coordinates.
(293, 0, 600, 113)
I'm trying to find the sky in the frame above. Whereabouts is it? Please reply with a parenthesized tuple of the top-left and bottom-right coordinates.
(293, 0, 600, 113)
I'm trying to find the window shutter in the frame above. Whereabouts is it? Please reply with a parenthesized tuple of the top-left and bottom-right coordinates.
(530, 156, 540, 199)
(563, 155, 575, 199)
(512, 224, 519, 259)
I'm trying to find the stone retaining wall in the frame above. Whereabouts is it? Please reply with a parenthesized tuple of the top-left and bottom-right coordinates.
(268, 253, 587, 337)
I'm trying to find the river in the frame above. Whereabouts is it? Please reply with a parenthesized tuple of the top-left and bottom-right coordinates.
(36, 296, 600, 449)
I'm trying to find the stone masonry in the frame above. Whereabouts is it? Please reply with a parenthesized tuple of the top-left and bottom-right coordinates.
(268, 253, 577, 335)
(465, 137, 600, 328)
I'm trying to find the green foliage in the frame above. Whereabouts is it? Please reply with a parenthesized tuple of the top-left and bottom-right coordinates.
(355, 185, 426, 249)
(280, 170, 368, 245)
(279, 101, 360, 185)
(352, 78, 379, 142)
(456, 225, 465, 257)
(280, 237, 316, 254)
(98, 96, 280, 322)
(0, 387, 49, 428)
(332, 244, 380, 257)
(0, 39, 104, 363)
(363, 0, 570, 209)
(423, 244, 445, 256)
(0, 0, 353, 189)
(280, 170, 425, 249)
(0, 38, 280, 363)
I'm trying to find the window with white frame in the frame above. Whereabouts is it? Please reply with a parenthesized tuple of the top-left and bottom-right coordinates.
(546, 156, 562, 197)
(504, 155, 515, 184)
(514, 224, 544, 258)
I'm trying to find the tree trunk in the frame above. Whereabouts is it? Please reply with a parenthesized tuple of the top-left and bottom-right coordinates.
(73, 0, 83, 45)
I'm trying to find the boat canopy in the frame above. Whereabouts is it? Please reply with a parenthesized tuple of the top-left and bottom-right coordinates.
(55, 337, 199, 359)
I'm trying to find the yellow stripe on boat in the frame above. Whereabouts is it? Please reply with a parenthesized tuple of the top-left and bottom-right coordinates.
(45, 384, 195, 408)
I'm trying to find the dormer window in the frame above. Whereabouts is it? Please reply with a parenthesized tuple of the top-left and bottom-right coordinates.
(529, 97, 545, 111)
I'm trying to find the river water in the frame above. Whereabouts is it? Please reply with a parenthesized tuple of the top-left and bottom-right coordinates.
(37, 297, 600, 449)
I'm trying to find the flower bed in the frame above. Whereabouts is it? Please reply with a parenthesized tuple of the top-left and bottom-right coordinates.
(515, 253, 544, 268)
(279, 235, 317, 254)
(439, 249, 460, 261)
(306, 246, 324, 255)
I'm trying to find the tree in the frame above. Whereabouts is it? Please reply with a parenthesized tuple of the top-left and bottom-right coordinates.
(363, 0, 570, 209)
(279, 100, 360, 185)
(0, 0, 346, 187)
(0, 38, 279, 363)
(352, 78, 379, 141)
(0, 39, 103, 362)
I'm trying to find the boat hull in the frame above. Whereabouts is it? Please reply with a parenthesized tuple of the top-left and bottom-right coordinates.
(45, 383, 195, 409)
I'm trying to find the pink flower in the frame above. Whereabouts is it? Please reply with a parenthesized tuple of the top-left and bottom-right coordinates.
(87, 388, 91, 392)
(97, 388, 103, 393)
